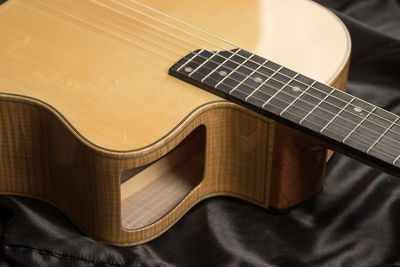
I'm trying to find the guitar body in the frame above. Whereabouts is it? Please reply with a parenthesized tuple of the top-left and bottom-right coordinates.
(0, 0, 350, 245)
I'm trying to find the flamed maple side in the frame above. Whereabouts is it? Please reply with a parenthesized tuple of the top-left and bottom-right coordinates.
(0, 0, 350, 245)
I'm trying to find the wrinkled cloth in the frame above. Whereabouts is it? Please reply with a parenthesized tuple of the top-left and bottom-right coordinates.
(1, 0, 400, 266)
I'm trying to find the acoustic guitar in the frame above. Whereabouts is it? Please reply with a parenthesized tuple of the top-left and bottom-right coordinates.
(1, 0, 396, 247)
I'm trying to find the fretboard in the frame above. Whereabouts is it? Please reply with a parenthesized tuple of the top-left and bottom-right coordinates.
(169, 48, 400, 174)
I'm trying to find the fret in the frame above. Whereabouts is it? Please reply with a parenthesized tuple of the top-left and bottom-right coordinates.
(343, 107, 376, 142)
(267, 71, 292, 85)
(245, 80, 286, 109)
(241, 59, 270, 100)
(321, 96, 379, 144)
(283, 73, 299, 87)
(238, 61, 288, 103)
(239, 59, 287, 102)
(201, 49, 241, 83)
(243, 77, 294, 115)
(244, 63, 280, 101)
(248, 54, 268, 65)
(335, 106, 391, 153)
(254, 62, 278, 78)
(243, 73, 268, 101)
(303, 98, 347, 132)
(176, 49, 203, 72)
(320, 96, 354, 133)
(270, 80, 322, 126)
(258, 75, 312, 116)
(372, 107, 400, 125)
(260, 67, 285, 108)
(296, 82, 340, 131)
(279, 67, 298, 78)
(258, 67, 286, 94)
(245, 68, 286, 106)
(393, 154, 400, 165)
(201, 51, 249, 94)
(295, 73, 316, 86)
(294, 88, 348, 133)
(226, 52, 264, 95)
(239, 51, 264, 70)
(233, 71, 290, 104)
(243, 63, 272, 89)
(193, 50, 226, 81)
(280, 81, 316, 116)
(189, 50, 220, 77)
(214, 52, 249, 88)
(261, 60, 281, 71)
(318, 92, 378, 139)
(365, 108, 400, 163)
(368, 116, 400, 165)
(345, 98, 376, 120)
(229, 54, 258, 94)
(367, 117, 400, 153)
(339, 102, 392, 147)
(313, 81, 336, 94)
(176, 50, 219, 82)
(299, 87, 335, 124)
(263, 72, 300, 107)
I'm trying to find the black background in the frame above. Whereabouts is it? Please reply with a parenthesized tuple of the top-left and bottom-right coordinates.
(1, 0, 400, 266)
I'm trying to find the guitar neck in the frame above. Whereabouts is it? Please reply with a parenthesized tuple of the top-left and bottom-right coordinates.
(169, 48, 400, 176)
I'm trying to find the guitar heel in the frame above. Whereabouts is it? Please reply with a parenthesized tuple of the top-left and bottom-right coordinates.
(269, 123, 327, 210)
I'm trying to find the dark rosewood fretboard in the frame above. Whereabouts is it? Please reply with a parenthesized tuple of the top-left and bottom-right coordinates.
(169, 48, 400, 175)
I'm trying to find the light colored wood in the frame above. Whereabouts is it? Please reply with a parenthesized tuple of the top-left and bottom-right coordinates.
(121, 127, 205, 229)
(121, 129, 205, 229)
(0, 98, 276, 245)
(0, 0, 351, 245)
(120, 128, 205, 202)
(0, 0, 349, 151)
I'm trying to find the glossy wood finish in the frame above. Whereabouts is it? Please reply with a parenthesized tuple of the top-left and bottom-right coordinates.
(0, 0, 350, 245)
(0, 0, 350, 150)
(270, 61, 350, 209)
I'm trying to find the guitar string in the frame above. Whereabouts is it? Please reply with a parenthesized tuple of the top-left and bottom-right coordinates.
(35, 0, 187, 61)
(37, 0, 400, 159)
(76, 0, 400, 146)
(61, 0, 400, 139)
(107, 0, 228, 51)
(78, 0, 400, 144)
(72, 1, 400, 160)
(30, 0, 400, 160)
(126, 0, 241, 49)
(28, 0, 400, 161)
(102, 0, 400, 132)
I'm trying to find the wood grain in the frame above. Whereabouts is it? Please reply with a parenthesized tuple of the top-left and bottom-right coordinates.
(269, 61, 350, 210)
(0, 0, 350, 150)
(0, 0, 350, 245)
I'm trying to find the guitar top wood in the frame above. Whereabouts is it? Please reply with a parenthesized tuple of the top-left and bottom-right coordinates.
(0, 0, 350, 245)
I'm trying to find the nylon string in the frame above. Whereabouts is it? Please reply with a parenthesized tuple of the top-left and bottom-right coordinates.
(63, 0, 400, 137)
(86, 0, 400, 142)
(29, 0, 400, 162)
(115, 0, 400, 133)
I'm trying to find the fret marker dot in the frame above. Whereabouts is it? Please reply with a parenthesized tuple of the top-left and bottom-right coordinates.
(254, 77, 263, 83)
(184, 66, 193, 73)
(353, 107, 363, 113)
(219, 70, 228, 76)
(292, 86, 301, 92)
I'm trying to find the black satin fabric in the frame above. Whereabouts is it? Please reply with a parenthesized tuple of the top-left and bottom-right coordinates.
(1, 0, 400, 266)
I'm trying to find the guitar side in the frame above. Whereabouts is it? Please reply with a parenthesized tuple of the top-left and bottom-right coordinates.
(0, 0, 350, 245)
